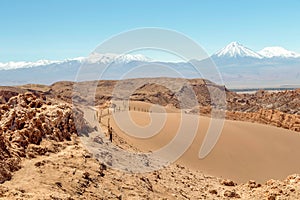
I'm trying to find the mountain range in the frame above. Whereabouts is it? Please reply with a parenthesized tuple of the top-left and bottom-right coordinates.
(1, 42, 299, 70)
(0, 42, 299, 88)
(213, 41, 300, 59)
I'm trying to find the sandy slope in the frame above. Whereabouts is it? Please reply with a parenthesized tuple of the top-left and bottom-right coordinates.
(97, 102, 300, 183)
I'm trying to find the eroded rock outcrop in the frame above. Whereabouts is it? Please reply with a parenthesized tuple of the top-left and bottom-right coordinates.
(226, 109, 300, 132)
(227, 89, 300, 115)
(0, 93, 91, 183)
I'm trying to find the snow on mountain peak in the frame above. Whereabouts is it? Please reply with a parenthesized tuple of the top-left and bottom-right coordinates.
(258, 47, 300, 58)
(0, 53, 152, 70)
(87, 53, 151, 64)
(213, 42, 263, 59)
(0, 59, 62, 70)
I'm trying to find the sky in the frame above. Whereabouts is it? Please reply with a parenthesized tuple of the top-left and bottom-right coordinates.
(0, 0, 300, 62)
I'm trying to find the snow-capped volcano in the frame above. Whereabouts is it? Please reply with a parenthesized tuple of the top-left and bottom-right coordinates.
(213, 42, 263, 59)
(258, 47, 300, 58)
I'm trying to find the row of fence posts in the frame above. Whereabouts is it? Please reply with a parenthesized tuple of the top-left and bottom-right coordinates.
(95, 103, 152, 142)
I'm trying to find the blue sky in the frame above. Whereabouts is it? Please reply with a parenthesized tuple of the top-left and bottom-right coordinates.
(0, 0, 300, 62)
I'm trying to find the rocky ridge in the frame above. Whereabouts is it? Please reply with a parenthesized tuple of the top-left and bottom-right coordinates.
(226, 108, 300, 132)
(227, 89, 300, 115)
(193, 106, 300, 132)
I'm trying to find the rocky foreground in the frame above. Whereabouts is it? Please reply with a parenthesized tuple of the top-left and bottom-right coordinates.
(1, 136, 300, 200)
(0, 92, 91, 184)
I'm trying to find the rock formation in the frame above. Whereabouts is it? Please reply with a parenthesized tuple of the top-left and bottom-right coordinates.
(0, 92, 91, 183)
(226, 109, 300, 132)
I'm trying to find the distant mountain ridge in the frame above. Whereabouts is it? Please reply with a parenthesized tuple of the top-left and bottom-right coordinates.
(0, 42, 299, 88)
(258, 47, 300, 58)
(1, 42, 299, 70)
(212, 41, 300, 59)
(0, 53, 150, 70)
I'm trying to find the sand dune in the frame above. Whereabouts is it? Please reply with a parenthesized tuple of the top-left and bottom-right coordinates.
(100, 101, 300, 183)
